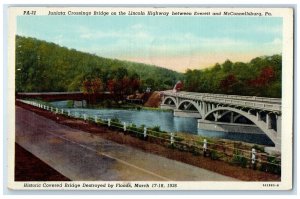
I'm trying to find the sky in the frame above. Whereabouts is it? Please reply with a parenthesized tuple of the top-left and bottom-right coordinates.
(17, 16, 282, 72)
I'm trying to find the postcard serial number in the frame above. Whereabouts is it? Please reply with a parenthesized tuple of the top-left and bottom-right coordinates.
(262, 183, 279, 187)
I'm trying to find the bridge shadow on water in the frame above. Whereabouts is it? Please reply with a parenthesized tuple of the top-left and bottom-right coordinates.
(196, 129, 275, 146)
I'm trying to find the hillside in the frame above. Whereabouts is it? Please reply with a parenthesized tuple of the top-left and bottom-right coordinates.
(15, 36, 183, 92)
(184, 55, 282, 98)
(15, 36, 282, 98)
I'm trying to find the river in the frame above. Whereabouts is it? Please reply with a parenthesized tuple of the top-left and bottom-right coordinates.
(51, 101, 274, 146)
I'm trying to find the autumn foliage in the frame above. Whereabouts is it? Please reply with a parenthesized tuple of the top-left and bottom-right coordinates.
(83, 78, 102, 94)
(220, 74, 237, 92)
(248, 67, 275, 87)
(184, 55, 281, 97)
(107, 77, 141, 95)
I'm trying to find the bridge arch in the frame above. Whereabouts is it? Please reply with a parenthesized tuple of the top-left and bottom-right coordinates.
(177, 100, 203, 118)
(203, 107, 278, 145)
(162, 96, 178, 107)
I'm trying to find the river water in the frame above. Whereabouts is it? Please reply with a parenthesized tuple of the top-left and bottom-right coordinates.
(51, 101, 274, 146)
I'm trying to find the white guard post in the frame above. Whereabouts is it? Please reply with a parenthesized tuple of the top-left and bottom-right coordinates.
(170, 133, 174, 144)
(123, 122, 126, 131)
(251, 148, 256, 164)
(143, 127, 147, 138)
(203, 139, 207, 152)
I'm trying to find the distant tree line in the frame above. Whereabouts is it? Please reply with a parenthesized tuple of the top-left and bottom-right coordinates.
(184, 55, 282, 98)
(15, 36, 182, 93)
(16, 36, 281, 98)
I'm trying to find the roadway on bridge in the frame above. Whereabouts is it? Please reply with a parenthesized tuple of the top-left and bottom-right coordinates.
(15, 106, 238, 181)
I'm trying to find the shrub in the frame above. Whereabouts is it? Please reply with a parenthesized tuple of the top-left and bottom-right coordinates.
(210, 150, 221, 160)
(66, 100, 74, 108)
(151, 125, 161, 132)
(259, 156, 281, 174)
(174, 136, 184, 142)
(252, 144, 265, 153)
(111, 117, 121, 124)
(232, 150, 248, 168)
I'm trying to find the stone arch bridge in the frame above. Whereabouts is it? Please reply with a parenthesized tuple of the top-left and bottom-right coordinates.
(160, 90, 282, 150)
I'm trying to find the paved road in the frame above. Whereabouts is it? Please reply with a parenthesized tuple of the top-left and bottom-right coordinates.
(15, 106, 238, 181)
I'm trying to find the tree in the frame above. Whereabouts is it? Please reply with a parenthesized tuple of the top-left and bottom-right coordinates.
(115, 67, 128, 80)
(220, 74, 237, 93)
(15, 36, 182, 93)
(222, 60, 233, 73)
(82, 77, 103, 103)
(212, 63, 221, 72)
(248, 66, 275, 88)
(183, 55, 281, 97)
(130, 78, 141, 93)
(107, 79, 117, 94)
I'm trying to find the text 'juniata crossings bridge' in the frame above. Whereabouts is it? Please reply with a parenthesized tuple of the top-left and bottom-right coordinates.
(160, 90, 282, 150)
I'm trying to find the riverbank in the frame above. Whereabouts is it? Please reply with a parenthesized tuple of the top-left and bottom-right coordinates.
(32, 91, 165, 111)
(16, 100, 280, 181)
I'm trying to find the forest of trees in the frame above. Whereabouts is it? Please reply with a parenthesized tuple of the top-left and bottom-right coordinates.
(184, 55, 282, 98)
(16, 36, 281, 98)
(15, 36, 182, 93)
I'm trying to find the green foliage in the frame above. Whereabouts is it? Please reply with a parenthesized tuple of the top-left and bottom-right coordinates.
(259, 157, 281, 175)
(140, 124, 146, 130)
(210, 150, 221, 160)
(174, 136, 184, 142)
(151, 125, 161, 132)
(16, 36, 182, 92)
(232, 150, 248, 168)
(252, 145, 265, 153)
(184, 55, 282, 97)
(66, 100, 74, 108)
(111, 117, 121, 124)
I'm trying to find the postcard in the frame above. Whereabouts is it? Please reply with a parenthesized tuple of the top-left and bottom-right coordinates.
(6, 6, 294, 190)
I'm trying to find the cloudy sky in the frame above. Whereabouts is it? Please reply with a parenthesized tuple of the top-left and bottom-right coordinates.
(17, 16, 282, 72)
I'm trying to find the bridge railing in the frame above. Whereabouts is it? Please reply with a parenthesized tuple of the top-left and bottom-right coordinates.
(162, 91, 281, 112)
(204, 96, 282, 112)
(163, 90, 281, 104)
(18, 99, 282, 175)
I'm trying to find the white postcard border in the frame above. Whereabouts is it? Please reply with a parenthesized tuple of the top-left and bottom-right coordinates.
(6, 6, 294, 191)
